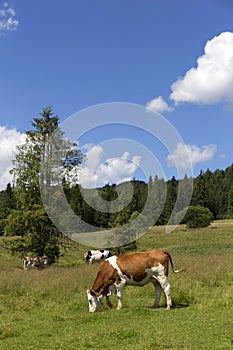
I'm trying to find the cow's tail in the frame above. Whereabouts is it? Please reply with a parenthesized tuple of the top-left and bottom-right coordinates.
(164, 250, 185, 274)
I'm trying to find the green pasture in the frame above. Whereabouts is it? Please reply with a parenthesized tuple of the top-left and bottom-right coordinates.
(0, 221, 232, 349)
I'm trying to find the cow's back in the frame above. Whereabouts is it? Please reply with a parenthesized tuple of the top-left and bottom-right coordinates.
(116, 250, 169, 278)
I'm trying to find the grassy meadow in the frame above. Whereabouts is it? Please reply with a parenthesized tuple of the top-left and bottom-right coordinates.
(0, 220, 232, 349)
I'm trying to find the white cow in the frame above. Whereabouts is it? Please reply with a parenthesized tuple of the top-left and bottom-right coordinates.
(84, 250, 112, 264)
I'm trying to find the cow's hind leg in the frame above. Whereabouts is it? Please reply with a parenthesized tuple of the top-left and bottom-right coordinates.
(153, 275, 172, 310)
(163, 282, 172, 310)
(152, 280, 163, 308)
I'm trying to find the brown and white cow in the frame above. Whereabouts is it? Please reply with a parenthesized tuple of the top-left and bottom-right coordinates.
(87, 249, 184, 312)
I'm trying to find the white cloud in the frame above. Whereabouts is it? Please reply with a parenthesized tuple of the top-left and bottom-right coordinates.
(78, 145, 141, 188)
(84, 145, 103, 172)
(0, 2, 19, 34)
(170, 32, 233, 108)
(167, 142, 217, 170)
(146, 96, 174, 113)
(0, 126, 26, 190)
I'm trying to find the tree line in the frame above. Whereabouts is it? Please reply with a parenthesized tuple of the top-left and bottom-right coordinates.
(0, 107, 232, 255)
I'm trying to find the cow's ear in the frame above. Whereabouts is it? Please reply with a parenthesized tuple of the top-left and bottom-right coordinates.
(87, 290, 93, 302)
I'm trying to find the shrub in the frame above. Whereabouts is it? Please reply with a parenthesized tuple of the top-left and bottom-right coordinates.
(183, 205, 213, 229)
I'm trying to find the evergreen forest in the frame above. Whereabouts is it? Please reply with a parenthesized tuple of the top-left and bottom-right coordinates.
(0, 108, 233, 255)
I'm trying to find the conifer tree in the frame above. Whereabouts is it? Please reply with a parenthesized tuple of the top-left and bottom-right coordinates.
(0, 183, 16, 235)
(4, 107, 84, 256)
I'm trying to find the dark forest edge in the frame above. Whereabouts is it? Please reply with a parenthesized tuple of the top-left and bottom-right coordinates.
(0, 107, 232, 256)
(1, 163, 233, 233)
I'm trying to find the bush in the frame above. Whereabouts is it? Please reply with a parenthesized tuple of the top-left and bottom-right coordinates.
(183, 205, 213, 229)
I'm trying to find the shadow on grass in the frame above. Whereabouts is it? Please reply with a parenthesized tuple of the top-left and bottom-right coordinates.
(172, 302, 189, 309)
(146, 302, 189, 310)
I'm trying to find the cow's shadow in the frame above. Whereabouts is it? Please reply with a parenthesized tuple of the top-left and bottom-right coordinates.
(147, 302, 189, 310)
(172, 302, 189, 309)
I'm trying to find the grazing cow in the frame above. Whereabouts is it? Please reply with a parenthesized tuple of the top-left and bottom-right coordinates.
(87, 249, 184, 312)
(84, 250, 112, 264)
(23, 256, 58, 270)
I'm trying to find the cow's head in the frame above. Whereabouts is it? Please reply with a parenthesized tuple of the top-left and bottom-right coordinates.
(86, 290, 102, 312)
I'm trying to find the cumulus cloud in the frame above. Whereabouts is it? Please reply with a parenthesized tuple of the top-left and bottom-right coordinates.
(167, 142, 217, 170)
(170, 32, 233, 108)
(84, 145, 103, 172)
(0, 2, 19, 34)
(146, 96, 174, 113)
(78, 145, 141, 188)
(0, 126, 26, 190)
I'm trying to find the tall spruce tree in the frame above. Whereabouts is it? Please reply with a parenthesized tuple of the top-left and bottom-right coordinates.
(4, 107, 84, 256)
(159, 176, 178, 224)
(0, 183, 16, 235)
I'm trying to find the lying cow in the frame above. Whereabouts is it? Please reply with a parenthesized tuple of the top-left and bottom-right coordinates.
(84, 250, 112, 264)
(42, 256, 58, 267)
(87, 249, 184, 312)
(24, 256, 40, 270)
(23, 256, 58, 270)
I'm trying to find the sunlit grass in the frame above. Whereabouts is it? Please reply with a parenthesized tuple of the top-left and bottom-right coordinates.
(0, 220, 232, 349)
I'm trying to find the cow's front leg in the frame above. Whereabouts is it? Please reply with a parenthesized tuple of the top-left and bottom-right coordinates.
(105, 295, 113, 308)
(106, 284, 116, 308)
(152, 281, 163, 308)
(114, 281, 125, 310)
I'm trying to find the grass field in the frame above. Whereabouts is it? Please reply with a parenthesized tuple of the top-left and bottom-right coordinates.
(0, 221, 232, 349)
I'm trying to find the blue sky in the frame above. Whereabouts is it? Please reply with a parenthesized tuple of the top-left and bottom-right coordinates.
(0, 0, 233, 189)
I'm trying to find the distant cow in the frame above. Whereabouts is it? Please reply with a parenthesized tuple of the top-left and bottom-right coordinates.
(87, 249, 184, 312)
(23, 256, 58, 270)
(23, 256, 41, 270)
(84, 250, 112, 264)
